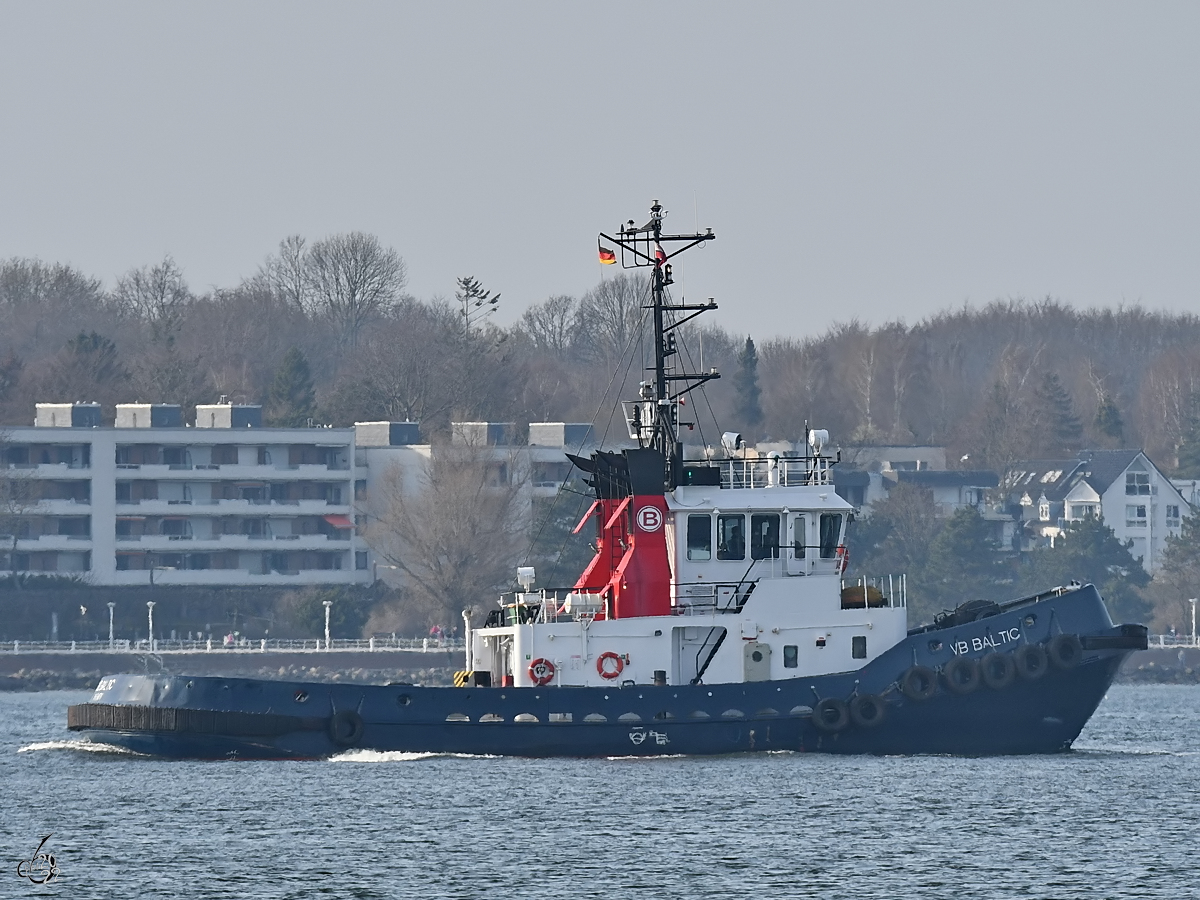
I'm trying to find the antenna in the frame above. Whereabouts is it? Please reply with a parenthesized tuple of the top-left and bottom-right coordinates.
(600, 199, 719, 488)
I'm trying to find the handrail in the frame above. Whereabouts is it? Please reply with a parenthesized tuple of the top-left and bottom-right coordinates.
(1, 638, 465, 654)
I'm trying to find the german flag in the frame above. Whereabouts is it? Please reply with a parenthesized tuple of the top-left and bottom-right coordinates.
(598, 243, 617, 265)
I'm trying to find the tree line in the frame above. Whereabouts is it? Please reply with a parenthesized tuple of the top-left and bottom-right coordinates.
(7, 240, 1200, 474)
(8, 235, 1200, 632)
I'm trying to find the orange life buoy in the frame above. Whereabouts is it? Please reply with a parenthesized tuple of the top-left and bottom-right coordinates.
(528, 658, 556, 686)
(597, 651, 624, 680)
(835, 544, 848, 574)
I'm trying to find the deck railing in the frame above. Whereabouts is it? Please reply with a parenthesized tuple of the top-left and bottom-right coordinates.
(1, 637, 464, 654)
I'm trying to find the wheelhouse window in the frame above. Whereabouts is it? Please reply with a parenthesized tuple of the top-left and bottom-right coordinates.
(750, 513, 780, 560)
(819, 513, 843, 558)
(783, 645, 798, 668)
(687, 514, 712, 561)
(792, 514, 807, 558)
(717, 514, 745, 560)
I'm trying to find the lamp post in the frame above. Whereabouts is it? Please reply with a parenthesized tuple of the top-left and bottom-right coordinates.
(323, 599, 333, 651)
(107, 602, 115, 650)
(146, 600, 156, 652)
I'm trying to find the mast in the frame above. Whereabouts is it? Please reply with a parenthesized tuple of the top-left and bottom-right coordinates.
(599, 200, 719, 489)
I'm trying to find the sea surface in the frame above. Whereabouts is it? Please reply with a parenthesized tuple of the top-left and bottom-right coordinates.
(1, 685, 1197, 900)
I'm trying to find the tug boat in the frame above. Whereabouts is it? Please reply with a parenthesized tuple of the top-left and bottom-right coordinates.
(67, 201, 1146, 759)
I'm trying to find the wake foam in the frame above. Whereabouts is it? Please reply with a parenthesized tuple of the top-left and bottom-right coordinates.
(329, 750, 501, 763)
(18, 740, 148, 756)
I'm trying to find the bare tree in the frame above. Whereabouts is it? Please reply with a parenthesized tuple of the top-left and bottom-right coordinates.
(263, 235, 309, 311)
(575, 273, 649, 367)
(366, 440, 529, 626)
(519, 294, 578, 357)
(303, 232, 407, 350)
(112, 255, 193, 336)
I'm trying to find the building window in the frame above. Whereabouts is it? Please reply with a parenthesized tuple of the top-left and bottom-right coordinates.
(1126, 472, 1150, 495)
(1166, 505, 1181, 528)
(355, 551, 368, 570)
(783, 645, 798, 668)
(1069, 504, 1096, 520)
(687, 515, 711, 561)
(1125, 505, 1147, 527)
(1038, 501, 1050, 522)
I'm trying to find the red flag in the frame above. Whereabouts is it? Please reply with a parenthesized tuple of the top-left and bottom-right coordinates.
(655, 243, 667, 265)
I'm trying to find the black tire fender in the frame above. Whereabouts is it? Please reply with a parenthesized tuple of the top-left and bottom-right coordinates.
(849, 694, 886, 728)
(980, 652, 1016, 690)
(942, 656, 981, 695)
(328, 709, 365, 748)
(899, 665, 938, 701)
(812, 697, 850, 733)
(1014, 643, 1049, 681)
(1048, 633, 1083, 670)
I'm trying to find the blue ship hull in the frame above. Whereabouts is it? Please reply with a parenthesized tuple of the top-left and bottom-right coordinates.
(67, 586, 1146, 759)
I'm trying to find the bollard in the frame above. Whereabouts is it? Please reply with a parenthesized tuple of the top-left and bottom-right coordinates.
(369, 637, 375, 652)
(71, 641, 76, 652)
(207, 639, 212, 651)
(261, 639, 267, 651)
(423, 638, 428, 652)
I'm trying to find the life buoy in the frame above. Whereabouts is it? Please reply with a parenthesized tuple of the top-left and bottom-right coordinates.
(835, 545, 848, 574)
(1014, 643, 1049, 681)
(528, 658, 556, 686)
(597, 651, 624, 680)
(812, 697, 850, 733)
(328, 709, 365, 748)
(900, 665, 938, 701)
(942, 656, 981, 695)
(849, 693, 886, 728)
(1048, 633, 1083, 670)
(980, 652, 1016, 690)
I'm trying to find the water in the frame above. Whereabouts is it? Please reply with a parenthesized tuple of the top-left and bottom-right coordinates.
(2, 685, 1198, 899)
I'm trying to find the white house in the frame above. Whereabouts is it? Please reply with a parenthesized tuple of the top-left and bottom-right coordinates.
(1004, 450, 1188, 574)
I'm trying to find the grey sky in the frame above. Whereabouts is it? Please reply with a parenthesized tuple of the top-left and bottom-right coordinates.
(2, 2, 1197, 338)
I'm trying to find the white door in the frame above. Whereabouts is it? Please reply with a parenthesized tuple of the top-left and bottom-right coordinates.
(785, 513, 809, 576)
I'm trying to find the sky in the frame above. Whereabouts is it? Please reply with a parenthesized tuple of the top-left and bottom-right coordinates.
(1, 2, 1198, 339)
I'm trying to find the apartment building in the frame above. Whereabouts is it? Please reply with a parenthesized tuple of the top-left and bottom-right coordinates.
(1, 402, 363, 585)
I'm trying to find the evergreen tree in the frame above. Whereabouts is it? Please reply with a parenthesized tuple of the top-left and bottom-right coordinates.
(1093, 392, 1124, 444)
(267, 347, 317, 427)
(733, 336, 764, 436)
(1032, 371, 1083, 456)
(846, 484, 941, 623)
(1020, 514, 1151, 623)
(922, 506, 1006, 614)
